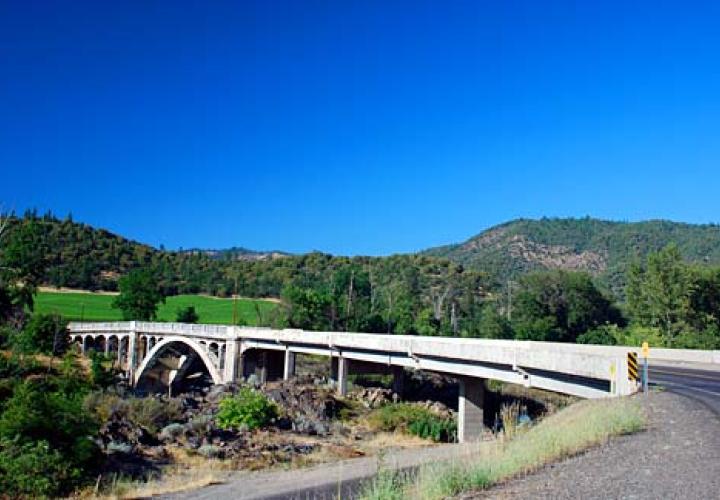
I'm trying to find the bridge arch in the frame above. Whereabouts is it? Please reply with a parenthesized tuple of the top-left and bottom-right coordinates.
(134, 336, 224, 388)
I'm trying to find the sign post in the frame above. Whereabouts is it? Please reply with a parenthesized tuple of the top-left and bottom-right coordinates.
(641, 341, 650, 395)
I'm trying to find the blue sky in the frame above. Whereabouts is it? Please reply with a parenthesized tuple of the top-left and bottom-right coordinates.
(2, 1, 720, 255)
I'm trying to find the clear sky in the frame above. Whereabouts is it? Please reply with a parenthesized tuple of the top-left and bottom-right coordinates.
(2, 1, 720, 255)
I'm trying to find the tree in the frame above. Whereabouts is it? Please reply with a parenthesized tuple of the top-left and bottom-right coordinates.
(464, 303, 513, 339)
(626, 244, 694, 346)
(176, 305, 199, 323)
(112, 268, 165, 320)
(0, 217, 48, 324)
(512, 270, 624, 343)
(281, 285, 332, 331)
(10, 313, 69, 355)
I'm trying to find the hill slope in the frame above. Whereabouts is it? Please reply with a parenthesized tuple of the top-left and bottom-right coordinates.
(422, 218, 720, 294)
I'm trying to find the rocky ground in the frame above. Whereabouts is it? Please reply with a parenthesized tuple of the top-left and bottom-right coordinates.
(93, 373, 459, 484)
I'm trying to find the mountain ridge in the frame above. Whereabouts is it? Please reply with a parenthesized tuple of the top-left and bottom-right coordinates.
(421, 217, 720, 294)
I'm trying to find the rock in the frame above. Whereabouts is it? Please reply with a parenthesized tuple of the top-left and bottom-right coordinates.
(186, 436, 202, 449)
(159, 423, 185, 442)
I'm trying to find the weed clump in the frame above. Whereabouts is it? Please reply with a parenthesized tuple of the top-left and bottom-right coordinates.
(216, 387, 277, 431)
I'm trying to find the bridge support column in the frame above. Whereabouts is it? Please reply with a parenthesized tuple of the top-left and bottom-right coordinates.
(392, 366, 405, 398)
(127, 326, 138, 382)
(223, 340, 241, 383)
(259, 352, 268, 384)
(331, 357, 349, 396)
(283, 350, 296, 381)
(458, 376, 485, 443)
(117, 339, 124, 366)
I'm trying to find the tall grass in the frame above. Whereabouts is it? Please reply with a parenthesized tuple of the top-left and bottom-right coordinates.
(360, 397, 645, 500)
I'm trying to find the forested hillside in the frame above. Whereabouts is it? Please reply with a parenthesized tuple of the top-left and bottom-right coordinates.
(3, 211, 720, 347)
(422, 217, 720, 295)
(4, 211, 493, 335)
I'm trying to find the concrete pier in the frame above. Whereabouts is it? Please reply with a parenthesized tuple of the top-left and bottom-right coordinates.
(458, 376, 485, 443)
(284, 350, 296, 380)
(331, 357, 349, 396)
(392, 366, 405, 398)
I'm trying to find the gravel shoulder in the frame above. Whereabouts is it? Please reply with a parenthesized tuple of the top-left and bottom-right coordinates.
(468, 391, 720, 500)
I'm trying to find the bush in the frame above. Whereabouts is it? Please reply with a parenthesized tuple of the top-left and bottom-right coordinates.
(216, 387, 277, 431)
(197, 444, 223, 458)
(0, 380, 100, 495)
(84, 392, 182, 433)
(159, 422, 185, 441)
(577, 325, 618, 345)
(89, 351, 116, 388)
(176, 305, 199, 323)
(368, 403, 457, 442)
(10, 313, 68, 355)
(0, 437, 77, 497)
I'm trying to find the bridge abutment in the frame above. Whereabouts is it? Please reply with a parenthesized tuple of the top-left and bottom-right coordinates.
(457, 376, 485, 443)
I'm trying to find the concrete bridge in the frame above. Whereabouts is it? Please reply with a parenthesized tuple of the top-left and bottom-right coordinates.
(69, 321, 648, 442)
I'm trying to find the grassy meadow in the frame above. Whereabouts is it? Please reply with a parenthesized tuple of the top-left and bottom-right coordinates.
(35, 290, 279, 325)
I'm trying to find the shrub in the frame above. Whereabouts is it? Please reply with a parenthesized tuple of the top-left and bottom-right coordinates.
(89, 351, 115, 388)
(368, 403, 457, 442)
(176, 305, 199, 323)
(127, 397, 182, 433)
(84, 392, 182, 433)
(0, 381, 100, 495)
(0, 437, 77, 498)
(159, 422, 185, 441)
(577, 325, 618, 345)
(197, 444, 223, 458)
(216, 387, 277, 431)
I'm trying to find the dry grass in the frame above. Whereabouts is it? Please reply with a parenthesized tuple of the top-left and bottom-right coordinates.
(361, 396, 646, 500)
(81, 448, 229, 499)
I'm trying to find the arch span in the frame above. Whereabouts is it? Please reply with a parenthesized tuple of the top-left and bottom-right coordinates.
(134, 336, 224, 387)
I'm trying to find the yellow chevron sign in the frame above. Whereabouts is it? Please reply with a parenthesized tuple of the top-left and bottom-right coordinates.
(628, 352, 640, 381)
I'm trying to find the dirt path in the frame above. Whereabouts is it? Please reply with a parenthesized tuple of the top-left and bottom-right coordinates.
(162, 442, 481, 500)
(467, 391, 720, 500)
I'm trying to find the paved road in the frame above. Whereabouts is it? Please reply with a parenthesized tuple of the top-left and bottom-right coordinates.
(649, 364, 720, 414)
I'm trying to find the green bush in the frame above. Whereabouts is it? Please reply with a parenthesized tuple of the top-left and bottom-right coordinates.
(577, 325, 618, 345)
(88, 351, 116, 388)
(176, 305, 199, 323)
(0, 437, 76, 498)
(216, 387, 277, 431)
(0, 380, 99, 496)
(368, 403, 457, 442)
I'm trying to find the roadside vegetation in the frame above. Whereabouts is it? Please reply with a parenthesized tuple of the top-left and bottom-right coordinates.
(361, 397, 646, 500)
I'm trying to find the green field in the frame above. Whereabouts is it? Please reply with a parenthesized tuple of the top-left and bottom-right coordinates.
(35, 291, 279, 325)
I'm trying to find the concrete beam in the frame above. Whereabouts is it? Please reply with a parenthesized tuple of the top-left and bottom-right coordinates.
(458, 376, 485, 443)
